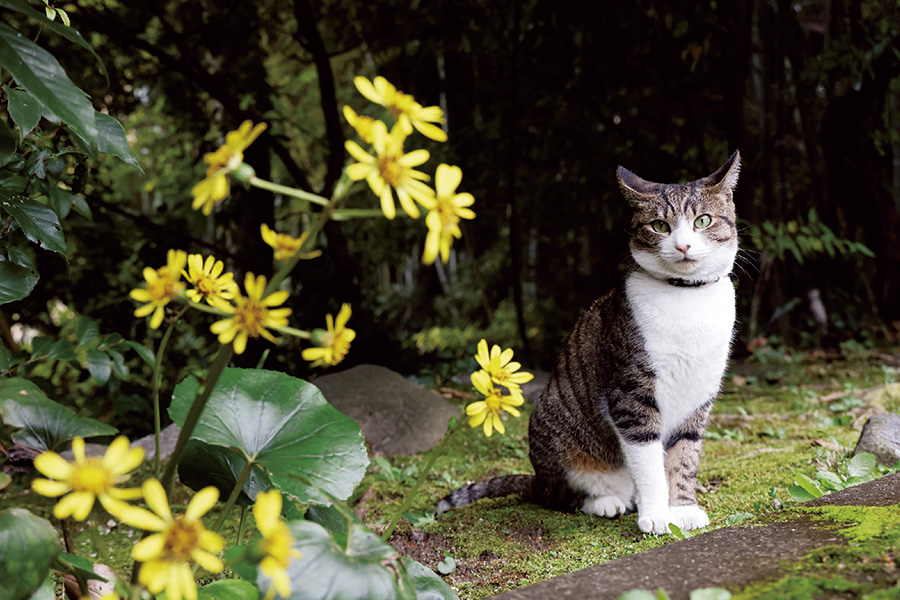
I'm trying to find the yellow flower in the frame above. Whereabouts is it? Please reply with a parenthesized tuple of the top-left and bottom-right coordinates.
(191, 120, 267, 215)
(474, 338, 534, 390)
(129, 249, 188, 329)
(420, 164, 476, 264)
(301, 303, 355, 368)
(118, 479, 224, 600)
(466, 370, 524, 437)
(31, 436, 145, 521)
(209, 272, 291, 355)
(345, 120, 434, 220)
(253, 490, 302, 600)
(343, 105, 378, 145)
(183, 254, 237, 311)
(260, 224, 321, 262)
(353, 76, 448, 142)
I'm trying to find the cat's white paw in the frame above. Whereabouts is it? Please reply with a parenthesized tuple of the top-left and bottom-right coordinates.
(636, 509, 677, 535)
(670, 504, 709, 531)
(582, 495, 632, 518)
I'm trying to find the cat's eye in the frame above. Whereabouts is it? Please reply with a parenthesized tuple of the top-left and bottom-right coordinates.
(650, 220, 670, 233)
(694, 214, 712, 229)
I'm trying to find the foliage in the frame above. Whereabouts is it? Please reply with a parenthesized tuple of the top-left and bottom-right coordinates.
(745, 209, 874, 265)
(787, 452, 891, 502)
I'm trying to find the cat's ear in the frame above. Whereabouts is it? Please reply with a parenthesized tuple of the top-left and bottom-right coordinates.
(703, 150, 741, 194)
(617, 166, 658, 206)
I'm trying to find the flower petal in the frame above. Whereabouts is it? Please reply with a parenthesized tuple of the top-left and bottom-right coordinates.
(185, 486, 219, 521)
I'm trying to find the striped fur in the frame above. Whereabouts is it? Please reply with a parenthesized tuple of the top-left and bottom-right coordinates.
(437, 152, 741, 534)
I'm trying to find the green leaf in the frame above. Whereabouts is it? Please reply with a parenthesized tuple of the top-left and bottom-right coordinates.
(178, 439, 273, 507)
(0, 473, 11, 491)
(53, 551, 108, 597)
(48, 186, 80, 219)
(197, 579, 259, 600)
(0, 190, 66, 255)
(617, 591, 664, 600)
(0, 258, 39, 305)
(0, 508, 62, 600)
(668, 523, 691, 539)
(68, 111, 141, 170)
(816, 470, 844, 491)
(0, 377, 116, 451)
(0, 0, 108, 82)
(0, 118, 15, 166)
(0, 21, 96, 139)
(85, 349, 111, 384)
(5, 86, 41, 138)
(725, 512, 754, 526)
(108, 349, 128, 380)
(0, 341, 10, 371)
(125, 341, 154, 366)
(169, 368, 369, 504)
(23, 576, 54, 600)
(793, 473, 825, 499)
(75, 316, 99, 347)
(279, 520, 416, 600)
(847, 452, 876, 479)
(436, 554, 456, 575)
(403, 558, 460, 600)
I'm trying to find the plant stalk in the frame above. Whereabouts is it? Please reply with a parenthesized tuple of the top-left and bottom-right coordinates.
(211, 458, 255, 535)
(152, 307, 188, 477)
(159, 343, 234, 495)
(249, 176, 330, 206)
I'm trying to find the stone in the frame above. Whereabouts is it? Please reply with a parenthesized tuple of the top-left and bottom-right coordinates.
(311, 364, 459, 456)
(62, 422, 181, 461)
(853, 412, 900, 467)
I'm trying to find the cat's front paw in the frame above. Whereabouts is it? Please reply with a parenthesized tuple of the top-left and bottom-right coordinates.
(670, 504, 709, 531)
(582, 495, 632, 518)
(636, 509, 677, 535)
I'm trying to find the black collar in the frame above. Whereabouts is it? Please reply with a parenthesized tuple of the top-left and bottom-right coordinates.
(666, 276, 720, 288)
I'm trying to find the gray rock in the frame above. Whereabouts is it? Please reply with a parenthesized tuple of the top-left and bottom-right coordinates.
(61, 422, 181, 461)
(312, 364, 459, 456)
(854, 412, 900, 467)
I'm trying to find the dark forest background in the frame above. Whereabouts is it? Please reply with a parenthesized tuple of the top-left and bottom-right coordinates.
(4, 0, 899, 383)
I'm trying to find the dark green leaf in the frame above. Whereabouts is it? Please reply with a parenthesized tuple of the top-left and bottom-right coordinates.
(48, 340, 76, 362)
(53, 551, 108, 597)
(85, 349, 111, 384)
(0, 341, 10, 371)
(48, 186, 80, 219)
(0, 21, 96, 139)
(178, 440, 273, 507)
(223, 545, 258, 584)
(0, 118, 15, 166)
(0, 259, 39, 305)
(278, 521, 415, 600)
(0, 0, 108, 82)
(24, 577, 54, 600)
(5, 86, 41, 138)
(7, 245, 36, 272)
(197, 579, 259, 600)
(0, 508, 62, 600)
(0, 377, 116, 451)
(125, 341, 154, 366)
(71, 194, 91, 220)
(108, 349, 128, 380)
(404, 558, 460, 600)
(169, 368, 369, 504)
(0, 190, 66, 255)
(75, 316, 99, 347)
(24, 149, 48, 179)
(68, 111, 141, 170)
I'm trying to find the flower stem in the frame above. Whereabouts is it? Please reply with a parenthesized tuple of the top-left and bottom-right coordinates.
(249, 176, 330, 206)
(237, 505, 249, 544)
(160, 343, 234, 495)
(152, 307, 188, 477)
(381, 418, 464, 541)
(211, 458, 254, 535)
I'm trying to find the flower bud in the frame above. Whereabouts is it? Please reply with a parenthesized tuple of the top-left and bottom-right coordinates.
(231, 162, 256, 184)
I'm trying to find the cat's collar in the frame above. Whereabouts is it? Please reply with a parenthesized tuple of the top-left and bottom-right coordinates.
(666, 276, 720, 288)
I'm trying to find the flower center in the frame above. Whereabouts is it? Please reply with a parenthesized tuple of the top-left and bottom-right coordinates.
(484, 392, 503, 416)
(435, 198, 460, 229)
(195, 276, 217, 298)
(377, 155, 405, 187)
(234, 299, 268, 338)
(164, 518, 203, 562)
(70, 458, 113, 494)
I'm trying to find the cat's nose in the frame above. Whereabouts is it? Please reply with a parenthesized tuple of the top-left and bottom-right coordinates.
(676, 243, 691, 255)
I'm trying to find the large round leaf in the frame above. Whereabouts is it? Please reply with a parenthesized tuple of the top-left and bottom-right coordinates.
(178, 439, 273, 506)
(197, 580, 259, 600)
(0, 377, 117, 451)
(169, 368, 368, 504)
(274, 521, 415, 600)
(0, 508, 62, 600)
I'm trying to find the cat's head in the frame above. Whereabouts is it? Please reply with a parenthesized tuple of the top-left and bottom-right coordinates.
(617, 151, 740, 283)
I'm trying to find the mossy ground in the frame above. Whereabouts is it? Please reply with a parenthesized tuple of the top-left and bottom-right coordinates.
(354, 350, 900, 599)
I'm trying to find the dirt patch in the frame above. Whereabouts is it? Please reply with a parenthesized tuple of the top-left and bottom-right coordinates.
(506, 525, 552, 551)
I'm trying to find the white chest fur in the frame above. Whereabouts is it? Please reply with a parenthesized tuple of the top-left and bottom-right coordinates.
(625, 272, 735, 438)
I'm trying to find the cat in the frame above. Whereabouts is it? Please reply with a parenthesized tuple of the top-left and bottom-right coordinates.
(437, 150, 741, 534)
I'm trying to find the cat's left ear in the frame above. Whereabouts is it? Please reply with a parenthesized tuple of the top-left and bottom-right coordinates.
(703, 150, 741, 195)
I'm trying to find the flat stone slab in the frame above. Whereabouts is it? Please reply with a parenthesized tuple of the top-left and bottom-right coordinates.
(490, 472, 900, 600)
(312, 364, 459, 456)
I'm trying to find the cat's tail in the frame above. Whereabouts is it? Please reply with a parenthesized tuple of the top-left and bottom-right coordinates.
(435, 474, 534, 514)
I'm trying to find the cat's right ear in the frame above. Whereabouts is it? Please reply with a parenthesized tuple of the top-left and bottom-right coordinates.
(617, 166, 657, 206)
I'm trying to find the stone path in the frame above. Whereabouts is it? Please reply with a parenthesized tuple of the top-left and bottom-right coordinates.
(489, 473, 900, 600)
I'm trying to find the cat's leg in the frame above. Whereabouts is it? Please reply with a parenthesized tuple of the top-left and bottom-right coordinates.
(664, 401, 713, 531)
(609, 391, 675, 534)
(567, 467, 635, 517)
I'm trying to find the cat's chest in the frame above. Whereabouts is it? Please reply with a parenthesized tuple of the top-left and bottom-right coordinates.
(625, 273, 735, 435)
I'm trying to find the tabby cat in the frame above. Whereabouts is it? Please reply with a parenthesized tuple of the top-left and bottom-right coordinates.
(437, 151, 741, 534)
